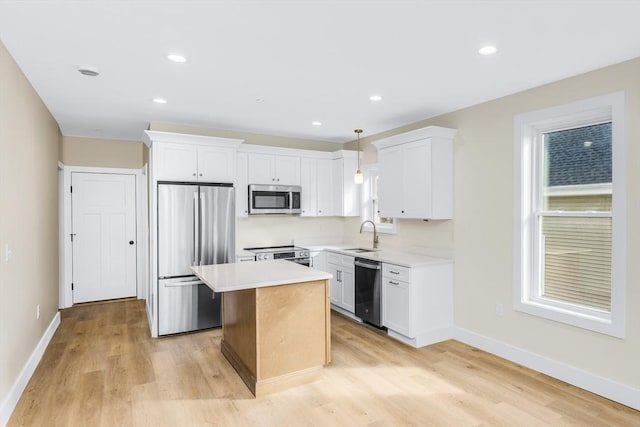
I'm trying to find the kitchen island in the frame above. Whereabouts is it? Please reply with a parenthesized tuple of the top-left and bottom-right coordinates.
(191, 260, 332, 397)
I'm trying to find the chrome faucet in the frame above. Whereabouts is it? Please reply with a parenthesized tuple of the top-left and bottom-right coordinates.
(359, 220, 379, 249)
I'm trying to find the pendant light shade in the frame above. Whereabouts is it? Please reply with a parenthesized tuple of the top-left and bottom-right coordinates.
(354, 129, 363, 184)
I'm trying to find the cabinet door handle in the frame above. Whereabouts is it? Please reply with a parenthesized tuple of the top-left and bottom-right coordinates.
(389, 280, 400, 285)
(272, 178, 276, 181)
(389, 270, 400, 275)
(192, 173, 197, 176)
(401, 210, 405, 214)
(199, 173, 203, 177)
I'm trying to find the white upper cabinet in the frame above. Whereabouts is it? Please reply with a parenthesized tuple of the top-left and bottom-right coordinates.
(154, 142, 199, 181)
(236, 152, 249, 217)
(197, 146, 237, 182)
(248, 153, 301, 185)
(331, 151, 360, 217)
(300, 157, 318, 217)
(299, 152, 359, 217)
(377, 145, 404, 217)
(373, 126, 456, 220)
(316, 158, 333, 216)
(145, 131, 243, 184)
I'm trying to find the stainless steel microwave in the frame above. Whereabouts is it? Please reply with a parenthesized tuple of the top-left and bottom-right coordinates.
(248, 184, 302, 214)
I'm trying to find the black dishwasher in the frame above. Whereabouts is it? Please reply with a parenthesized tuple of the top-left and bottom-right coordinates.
(354, 257, 383, 327)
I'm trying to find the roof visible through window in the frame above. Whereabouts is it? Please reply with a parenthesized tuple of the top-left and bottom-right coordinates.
(544, 122, 612, 187)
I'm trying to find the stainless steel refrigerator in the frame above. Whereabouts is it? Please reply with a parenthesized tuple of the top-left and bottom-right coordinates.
(157, 183, 235, 335)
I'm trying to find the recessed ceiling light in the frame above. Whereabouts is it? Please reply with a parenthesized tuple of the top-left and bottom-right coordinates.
(153, 98, 167, 104)
(478, 45, 498, 55)
(369, 95, 382, 102)
(77, 65, 100, 77)
(167, 54, 187, 63)
(312, 121, 322, 126)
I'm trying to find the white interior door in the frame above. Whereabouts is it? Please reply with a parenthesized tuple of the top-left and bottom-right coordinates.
(72, 172, 137, 303)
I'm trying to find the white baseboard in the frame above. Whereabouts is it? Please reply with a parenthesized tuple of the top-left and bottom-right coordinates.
(454, 327, 640, 411)
(387, 327, 454, 348)
(0, 312, 61, 427)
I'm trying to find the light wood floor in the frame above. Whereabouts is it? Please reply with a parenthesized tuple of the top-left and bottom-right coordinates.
(9, 300, 639, 426)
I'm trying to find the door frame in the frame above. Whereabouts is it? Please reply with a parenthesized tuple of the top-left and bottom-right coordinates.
(59, 165, 147, 308)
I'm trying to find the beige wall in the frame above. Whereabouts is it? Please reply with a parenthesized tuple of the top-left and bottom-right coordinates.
(62, 136, 143, 169)
(149, 121, 341, 152)
(0, 41, 61, 410)
(237, 216, 347, 250)
(349, 57, 640, 390)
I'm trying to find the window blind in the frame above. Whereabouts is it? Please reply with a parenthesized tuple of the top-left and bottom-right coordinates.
(541, 195, 612, 310)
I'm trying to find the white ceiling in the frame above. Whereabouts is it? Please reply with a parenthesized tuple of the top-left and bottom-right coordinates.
(1, 1, 640, 144)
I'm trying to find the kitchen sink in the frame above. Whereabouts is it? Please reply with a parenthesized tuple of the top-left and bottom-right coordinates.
(343, 248, 377, 253)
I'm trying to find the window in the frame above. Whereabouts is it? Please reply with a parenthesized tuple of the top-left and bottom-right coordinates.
(361, 164, 396, 234)
(514, 92, 626, 337)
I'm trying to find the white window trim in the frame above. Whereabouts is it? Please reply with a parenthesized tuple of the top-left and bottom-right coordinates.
(513, 91, 626, 338)
(361, 163, 397, 234)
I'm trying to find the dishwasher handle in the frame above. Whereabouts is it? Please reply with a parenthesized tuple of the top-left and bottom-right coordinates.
(354, 259, 381, 270)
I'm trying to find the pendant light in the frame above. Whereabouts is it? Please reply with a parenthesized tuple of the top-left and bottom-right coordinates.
(354, 129, 364, 184)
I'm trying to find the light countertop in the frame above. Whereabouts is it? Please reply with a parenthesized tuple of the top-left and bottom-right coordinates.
(302, 244, 453, 268)
(191, 260, 332, 292)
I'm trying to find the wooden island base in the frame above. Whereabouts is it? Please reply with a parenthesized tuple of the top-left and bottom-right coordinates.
(220, 279, 331, 397)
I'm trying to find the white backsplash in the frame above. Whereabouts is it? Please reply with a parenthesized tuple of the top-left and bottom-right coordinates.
(236, 215, 347, 250)
(237, 214, 453, 257)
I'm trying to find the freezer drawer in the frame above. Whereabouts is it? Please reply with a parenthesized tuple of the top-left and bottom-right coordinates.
(158, 277, 221, 335)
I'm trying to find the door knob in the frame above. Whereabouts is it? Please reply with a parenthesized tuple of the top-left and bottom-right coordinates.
(129, 240, 135, 245)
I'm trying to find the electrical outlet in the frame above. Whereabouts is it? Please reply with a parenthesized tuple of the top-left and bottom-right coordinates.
(495, 303, 504, 317)
(5, 242, 13, 262)
(36, 304, 40, 320)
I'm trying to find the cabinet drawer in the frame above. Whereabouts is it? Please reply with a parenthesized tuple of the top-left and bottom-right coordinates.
(326, 251, 355, 267)
(383, 277, 408, 288)
(341, 255, 355, 267)
(382, 263, 410, 282)
(326, 251, 342, 265)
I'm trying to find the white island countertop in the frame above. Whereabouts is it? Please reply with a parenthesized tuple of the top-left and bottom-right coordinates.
(191, 260, 332, 292)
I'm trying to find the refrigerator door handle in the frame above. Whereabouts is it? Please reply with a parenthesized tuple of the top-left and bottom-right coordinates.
(200, 191, 205, 265)
(193, 191, 199, 266)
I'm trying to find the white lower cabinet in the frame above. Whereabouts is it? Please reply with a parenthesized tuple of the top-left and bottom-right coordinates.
(382, 275, 411, 336)
(382, 262, 453, 348)
(325, 252, 355, 313)
(311, 251, 326, 270)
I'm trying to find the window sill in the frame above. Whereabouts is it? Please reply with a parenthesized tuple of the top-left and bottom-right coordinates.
(514, 298, 624, 339)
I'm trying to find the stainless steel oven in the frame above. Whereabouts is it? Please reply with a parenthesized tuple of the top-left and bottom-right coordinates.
(248, 184, 301, 215)
(244, 245, 311, 267)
